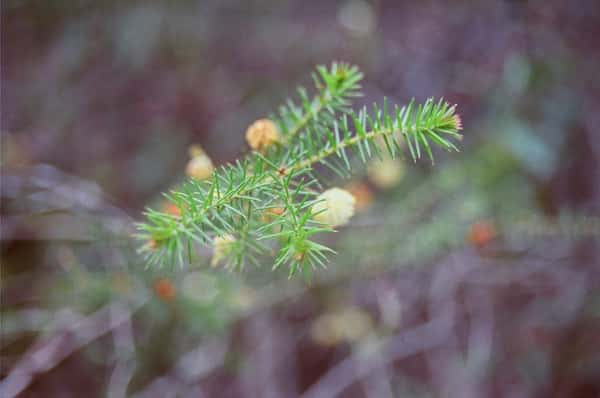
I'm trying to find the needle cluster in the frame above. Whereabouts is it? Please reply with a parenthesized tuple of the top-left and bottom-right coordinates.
(136, 62, 463, 278)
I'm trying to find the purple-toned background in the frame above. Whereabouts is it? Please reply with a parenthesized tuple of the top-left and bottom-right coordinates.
(2, 1, 600, 397)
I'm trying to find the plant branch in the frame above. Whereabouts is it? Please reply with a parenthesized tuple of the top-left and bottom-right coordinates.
(136, 64, 463, 274)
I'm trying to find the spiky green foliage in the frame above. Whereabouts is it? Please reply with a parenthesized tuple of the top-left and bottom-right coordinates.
(136, 63, 463, 277)
(273, 62, 363, 144)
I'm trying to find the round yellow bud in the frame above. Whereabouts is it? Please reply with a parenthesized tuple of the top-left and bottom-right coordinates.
(312, 187, 356, 227)
(245, 119, 281, 152)
(188, 144, 206, 159)
(186, 153, 214, 180)
(367, 157, 405, 189)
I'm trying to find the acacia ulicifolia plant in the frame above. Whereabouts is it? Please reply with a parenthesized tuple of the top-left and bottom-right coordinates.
(136, 63, 463, 278)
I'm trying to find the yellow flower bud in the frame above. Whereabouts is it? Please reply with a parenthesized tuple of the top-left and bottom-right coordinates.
(211, 234, 236, 267)
(188, 144, 206, 159)
(186, 153, 214, 180)
(245, 119, 281, 152)
(367, 157, 405, 189)
(312, 187, 356, 227)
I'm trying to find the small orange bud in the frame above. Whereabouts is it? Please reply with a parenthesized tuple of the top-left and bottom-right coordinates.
(269, 207, 285, 216)
(293, 251, 305, 262)
(148, 238, 159, 250)
(344, 182, 374, 212)
(153, 278, 176, 301)
(467, 220, 496, 248)
(162, 201, 182, 217)
(261, 206, 286, 222)
(141, 237, 164, 252)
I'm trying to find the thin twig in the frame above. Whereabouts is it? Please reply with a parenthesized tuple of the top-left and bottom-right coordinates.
(0, 299, 146, 398)
(300, 314, 453, 398)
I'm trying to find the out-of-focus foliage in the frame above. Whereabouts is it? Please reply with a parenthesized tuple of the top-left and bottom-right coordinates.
(2, 1, 600, 397)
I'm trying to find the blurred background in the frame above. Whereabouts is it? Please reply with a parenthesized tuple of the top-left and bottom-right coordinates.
(2, 0, 600, 397)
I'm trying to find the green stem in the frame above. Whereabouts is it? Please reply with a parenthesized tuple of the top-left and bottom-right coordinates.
(293, 128, 397, 172)
(165, 121, 446, 243)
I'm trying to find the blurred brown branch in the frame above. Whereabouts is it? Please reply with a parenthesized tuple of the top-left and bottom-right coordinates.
(0, 299, 146, 398)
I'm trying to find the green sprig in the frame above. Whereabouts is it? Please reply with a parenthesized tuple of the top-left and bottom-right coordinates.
(136, 63, 463, 276)
(274, 62, 363, 144)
